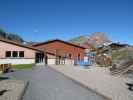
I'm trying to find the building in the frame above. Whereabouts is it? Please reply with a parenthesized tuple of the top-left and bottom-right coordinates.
(33, 39, 91, 65)
(0, 39, 44, 64)
(0, 38, 94, 65)
(109, 43, 129, 50)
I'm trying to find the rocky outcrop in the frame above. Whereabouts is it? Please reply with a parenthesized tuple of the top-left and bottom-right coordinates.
(70, 32, 111, 48)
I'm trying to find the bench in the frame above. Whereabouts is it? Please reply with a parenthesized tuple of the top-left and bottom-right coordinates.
(0, 63, 11, 73)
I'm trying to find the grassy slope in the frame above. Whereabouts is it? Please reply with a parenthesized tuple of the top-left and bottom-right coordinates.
(112, 49, 132, 60)
(11, 64, 33, 69)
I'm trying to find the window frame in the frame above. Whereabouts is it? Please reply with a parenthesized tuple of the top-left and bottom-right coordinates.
(78, 53, 81, 60)
(12, 51, 18, 58)
(5, 51, 11, 58)
(19, 51, 24, 58)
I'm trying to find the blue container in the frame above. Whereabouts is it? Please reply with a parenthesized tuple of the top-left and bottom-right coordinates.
(76, 60, 91, 68)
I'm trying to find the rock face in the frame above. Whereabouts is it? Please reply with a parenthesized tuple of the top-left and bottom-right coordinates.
(70, 32, 111, 48)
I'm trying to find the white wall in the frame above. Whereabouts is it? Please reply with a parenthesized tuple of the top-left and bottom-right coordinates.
(47, 59, 56, 65)
(0, 59, 35, 64)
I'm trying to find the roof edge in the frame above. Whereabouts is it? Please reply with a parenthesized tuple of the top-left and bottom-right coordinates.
(33, 39, 86, 49)
(0, 38, 43, 52)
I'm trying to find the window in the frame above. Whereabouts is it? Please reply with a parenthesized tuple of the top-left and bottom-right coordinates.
(6, 51, 25, 58)
(78, 53, 80, 60)
(19, 51, 24, 57)
(65, 53, 72, 59)
(12, 51, 18, 57)
(68, 53, 72, 59)
(6, 51, 11, 57)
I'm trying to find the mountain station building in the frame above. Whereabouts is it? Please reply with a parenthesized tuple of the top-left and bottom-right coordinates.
(0, 38, 95, 65)
(33, 39, 94, 65)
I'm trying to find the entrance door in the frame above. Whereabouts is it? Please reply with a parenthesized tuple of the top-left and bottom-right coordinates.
(35, 53, 44, 63)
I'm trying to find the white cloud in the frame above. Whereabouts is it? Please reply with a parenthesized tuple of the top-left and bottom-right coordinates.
(33, 29, 39, 33)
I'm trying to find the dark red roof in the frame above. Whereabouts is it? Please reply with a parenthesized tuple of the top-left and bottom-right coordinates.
(33, 39, 86, 49)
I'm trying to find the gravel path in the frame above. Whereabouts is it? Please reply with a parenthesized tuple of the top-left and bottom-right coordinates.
(4, 66, 107, 100)
(50, 65, 133, 100)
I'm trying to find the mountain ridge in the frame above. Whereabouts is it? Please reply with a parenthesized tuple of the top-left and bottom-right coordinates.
(69, 32, 112, 48)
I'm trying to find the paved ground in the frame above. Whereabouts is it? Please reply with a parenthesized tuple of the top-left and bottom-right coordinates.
(0, 80, 27, 100)
(4, 66, 106, 100)
(50, 65, 133, 100)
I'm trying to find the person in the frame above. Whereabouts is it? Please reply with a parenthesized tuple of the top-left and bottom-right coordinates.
(45, 55, 48, 66)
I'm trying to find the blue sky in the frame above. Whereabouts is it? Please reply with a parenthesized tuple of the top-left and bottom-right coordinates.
(0, 0, 132, 44)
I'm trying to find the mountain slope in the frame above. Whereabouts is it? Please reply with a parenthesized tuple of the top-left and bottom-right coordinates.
(0, 28, 24, 43)
(70, 32, 111, 48)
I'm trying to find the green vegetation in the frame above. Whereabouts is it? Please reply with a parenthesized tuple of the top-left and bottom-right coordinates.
(112, 49, 132, 60)
(11, 64, 33, 69)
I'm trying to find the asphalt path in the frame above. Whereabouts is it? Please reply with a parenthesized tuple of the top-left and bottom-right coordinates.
(5, 66, 107, 100)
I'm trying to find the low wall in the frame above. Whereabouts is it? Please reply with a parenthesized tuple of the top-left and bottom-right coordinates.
(47, 58, 74, 65)
(65, 59, 74, 65)
(0, 59, 35, 64)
